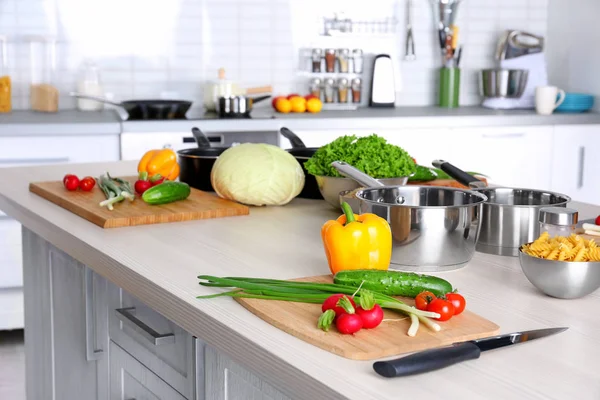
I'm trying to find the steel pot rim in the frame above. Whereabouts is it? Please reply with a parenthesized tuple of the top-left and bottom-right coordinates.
(355, 185, 489, 209)
(473, 187, 571, 208)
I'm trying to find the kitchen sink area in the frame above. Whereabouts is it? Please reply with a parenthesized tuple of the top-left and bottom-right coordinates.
(1, 0, 600, 399)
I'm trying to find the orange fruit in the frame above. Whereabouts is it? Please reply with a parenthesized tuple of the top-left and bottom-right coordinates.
(275, 98, 292, 113)
(290, 96, 307, 113)
(306, 98, 322, 113)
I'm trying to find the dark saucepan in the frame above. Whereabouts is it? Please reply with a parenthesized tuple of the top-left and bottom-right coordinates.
(178, 147, 230, 191)
(279, 127, 322, 199)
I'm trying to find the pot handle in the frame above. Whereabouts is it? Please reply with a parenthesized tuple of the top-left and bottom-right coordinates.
(331, 161, 385, 188)
(280, 127, 307, 149)
(191, 127, 212, 148)
(432, 160, 487, 189)
(250, 95, 271, 103)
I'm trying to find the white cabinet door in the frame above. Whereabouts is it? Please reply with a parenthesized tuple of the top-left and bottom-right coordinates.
(446, 126, 554, 189)
(551, 125, 600, 205)
(109, 341, 187, 400)
(22, 229, 109, 400)
(205, 346, 290, 400)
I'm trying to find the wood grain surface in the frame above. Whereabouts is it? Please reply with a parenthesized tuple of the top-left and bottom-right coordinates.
(407, 177, 488, 189)
(236, 275, 500, 360)
(29, 177, 249, 228)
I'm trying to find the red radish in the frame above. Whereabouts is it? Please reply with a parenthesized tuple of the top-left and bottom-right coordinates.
(135, 180, 152, 195)
(149, 174, 165, 186)
(336, 313, 363, 334)
(321, 294, 356, 317)
(595, 215, 600, 226)
(355, 304, 384, 329)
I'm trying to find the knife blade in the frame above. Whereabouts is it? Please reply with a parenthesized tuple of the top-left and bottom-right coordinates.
(373, 327, 568, 378)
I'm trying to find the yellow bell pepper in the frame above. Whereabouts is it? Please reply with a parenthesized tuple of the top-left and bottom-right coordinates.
(321, 202, 392, 274)
(137, 149, 179, 181)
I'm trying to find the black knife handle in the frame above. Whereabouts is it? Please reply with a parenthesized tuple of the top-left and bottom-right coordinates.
(373, 342, 481, 378)
(431, 160, 484, 187)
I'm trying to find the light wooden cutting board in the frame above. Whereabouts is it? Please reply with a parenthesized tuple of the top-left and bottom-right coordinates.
(236, 275, 500, 361)
(29, 178, 249, 228)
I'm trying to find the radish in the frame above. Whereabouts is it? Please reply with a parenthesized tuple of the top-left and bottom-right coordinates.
(321, 294, 356, 317)
(336, 313, 363, 334)
(355, 289, 384, 329)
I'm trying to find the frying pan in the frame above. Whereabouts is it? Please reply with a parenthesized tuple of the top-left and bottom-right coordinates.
(279, 127, 322, 199)
(177, 127, 230, 192)
(433, 160, 571, 256)
(70, 92, 192, 120)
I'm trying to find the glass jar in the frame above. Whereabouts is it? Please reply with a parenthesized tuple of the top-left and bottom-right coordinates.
(28, 37, 58, 113)
(337, 78, 349, 103)
(352, 49, 364, 73)
(76, 60, 104, 111)
(309, 78, 322, 99)
(337, 48, 350, 73)
(311, 48, 323, 73)
(324, 49, 336, 73)
(0, 36, 11, 113)
(323, 78, 335, 103)
(538, 207, 579, 237)
(351, 78, 362, 103)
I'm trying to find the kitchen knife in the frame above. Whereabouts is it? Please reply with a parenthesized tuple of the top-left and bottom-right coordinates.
(373, 327, 567, 378)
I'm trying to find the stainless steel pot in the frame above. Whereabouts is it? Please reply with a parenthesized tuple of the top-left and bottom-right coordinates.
(216, 95, 270, 118)
(333, 161, 488, 272)
(433, 160, 571, 256)
(479, 69, 529, 98)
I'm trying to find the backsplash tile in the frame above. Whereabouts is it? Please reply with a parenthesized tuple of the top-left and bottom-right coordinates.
(1, 0, 548, 110)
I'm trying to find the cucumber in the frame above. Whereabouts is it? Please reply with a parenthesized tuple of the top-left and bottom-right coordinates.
(408, 165, 437, 182)
(333, 270, 453, 298)
(142, 181, 191, 205)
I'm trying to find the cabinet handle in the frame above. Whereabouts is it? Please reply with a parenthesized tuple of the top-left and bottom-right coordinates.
(115, 307, 175, 346)
(577, 146, 585, 189)
(0, 157, 70, 165)
(84, 268, 104, 361)
(182, 135, 223, 144)
(481, 133, 525, 139)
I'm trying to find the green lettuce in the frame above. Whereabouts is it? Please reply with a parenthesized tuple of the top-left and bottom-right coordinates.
(304, 134, 416, 178)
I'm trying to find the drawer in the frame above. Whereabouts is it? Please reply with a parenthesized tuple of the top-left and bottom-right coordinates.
(110, 340, 187, 400)
(108, 282, 195, 398)
(0, 218, 22, 288)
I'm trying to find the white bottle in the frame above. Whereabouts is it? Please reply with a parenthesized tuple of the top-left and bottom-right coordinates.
(77, 60, 104, 111)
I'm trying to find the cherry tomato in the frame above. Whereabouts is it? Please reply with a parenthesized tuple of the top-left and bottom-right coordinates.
(595, 215, 600, 226)
(63, 174, 76, 186)
(445, 292, 466, 315)
(414, 291, 436, 311)
(63, 175, 80, 191)
(427, 298, 455, 321)
(79, 177, 96, 192)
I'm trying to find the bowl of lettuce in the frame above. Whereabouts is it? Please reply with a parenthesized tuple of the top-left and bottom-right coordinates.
(304, 134, 416, 209)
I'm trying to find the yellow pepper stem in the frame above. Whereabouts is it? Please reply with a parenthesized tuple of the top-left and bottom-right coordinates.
(341, 202, 356, 225)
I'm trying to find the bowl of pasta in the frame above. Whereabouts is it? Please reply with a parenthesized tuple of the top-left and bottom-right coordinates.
(519, 232, 600, 299)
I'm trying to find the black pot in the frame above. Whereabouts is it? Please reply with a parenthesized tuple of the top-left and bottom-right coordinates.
(287, 147, 323, 199)
(177, 147, 230, 191)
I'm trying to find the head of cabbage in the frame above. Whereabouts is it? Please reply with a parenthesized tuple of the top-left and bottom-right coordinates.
(210, 143, 305, 206)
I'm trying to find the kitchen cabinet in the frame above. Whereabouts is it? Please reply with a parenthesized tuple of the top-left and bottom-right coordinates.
(445, 126, 554, 189)
(205, 346, 290, 400)
(551, 125, 600, 205)
(0, 134, 120, 331)
(22, 228, 109, 400)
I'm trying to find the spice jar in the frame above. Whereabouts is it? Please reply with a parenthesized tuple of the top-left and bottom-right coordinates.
(309, 78, 322, 99)
(323, 78, 335, 103)
(351, 78, 362, 103)
(311, 48, 323, 73)
(337, 78, 349, 103)
(352, 49, 364, 73)
(324, 49, 336, 73)
(0, 36, 10, 113)
(337, 48, 350, 73)
(28, 37, 58, 113)
(538, 207, 579, 237)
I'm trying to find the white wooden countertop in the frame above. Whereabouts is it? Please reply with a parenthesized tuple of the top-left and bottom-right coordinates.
(0, 161, 599, 400)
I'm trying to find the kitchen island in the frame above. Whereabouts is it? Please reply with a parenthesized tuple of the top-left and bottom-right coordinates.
(0, 161, 599, 400)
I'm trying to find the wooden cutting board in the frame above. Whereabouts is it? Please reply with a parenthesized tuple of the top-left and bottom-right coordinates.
(235, 275, 500, 360)
(408, 177, 489, 190)
(29, 178, 249, 228)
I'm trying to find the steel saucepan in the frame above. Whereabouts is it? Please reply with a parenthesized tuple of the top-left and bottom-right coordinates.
(333, 161, 488, 272)
(433, 160, 571, 257)
(216, 95, 271, 118)
(279, 127, 323, 199)
(70, 92, 191, 120)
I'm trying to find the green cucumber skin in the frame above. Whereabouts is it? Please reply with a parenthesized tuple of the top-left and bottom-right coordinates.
(333, 270, 453, 298)
(142, 181, 191, 205)
(408, 165, 437, 182)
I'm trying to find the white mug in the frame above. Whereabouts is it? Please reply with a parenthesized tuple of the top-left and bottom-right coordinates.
(535, 86, 566, 115)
